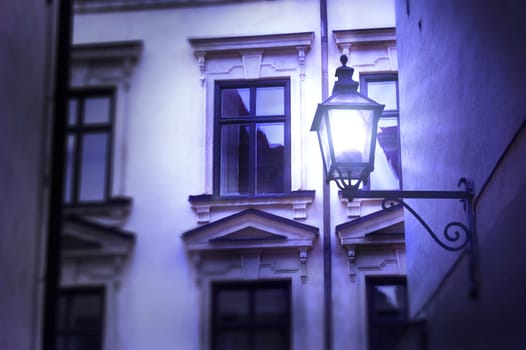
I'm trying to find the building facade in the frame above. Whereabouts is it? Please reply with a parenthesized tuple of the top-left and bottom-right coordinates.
(62, 1, 407, 349)
(395, 0, 526, 349)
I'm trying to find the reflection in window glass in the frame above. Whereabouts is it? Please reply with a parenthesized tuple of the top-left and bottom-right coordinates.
(84, 97, 111, 124)
(367, 81, 397, 110)
(367, 278, 408, 350)
(216, 80, 289, 196)
(256, 123, 284, 194)
(372, 285, 407, 314)
(64, 136, 76, 203)
(371, 117, 400, 190)
(79, 133, 108, 201)
(256, 86, 284, 116)
(68, 99, 78, 126)
(220, 125, 249, 195)
(222, 89, 250, 117)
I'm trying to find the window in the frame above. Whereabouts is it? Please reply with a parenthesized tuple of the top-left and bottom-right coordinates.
(214, 79, 290, 196)
(366, 277, 408, 350)
(212, 281, 291, 350)
(360, 74, 401, 189)
(56, 287, 105, 350)
(65, 89, 114, 204)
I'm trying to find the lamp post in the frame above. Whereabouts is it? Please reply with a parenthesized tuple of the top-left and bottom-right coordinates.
(311, 55, 480, 298)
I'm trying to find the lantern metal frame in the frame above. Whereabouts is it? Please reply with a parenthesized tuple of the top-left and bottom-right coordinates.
(311, 55, 480, 298)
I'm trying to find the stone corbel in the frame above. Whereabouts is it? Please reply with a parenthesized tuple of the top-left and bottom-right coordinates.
(340, 196, 363, 218)
(296, 46, 306, 81)
(299, 249, 308, 283)
(292, 201, 308, 220)
(122, 58, 132, 91)
(196, 52, 207, 85)
(347, 247, 357, 282)
(193, 205, 211, 224)
(191, 252, 202, 286)
(340, 43, 351, 57)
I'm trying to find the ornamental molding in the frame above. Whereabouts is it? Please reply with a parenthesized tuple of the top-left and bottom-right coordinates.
(70, 40, 143, 87)
(336, 205, 405, 281)
(332, 27, 396, 49)
(188, 191, 315, 223)
(189, 32, 314, 57)
(183, 208, 318, 282)
(72, 40, 143, 63)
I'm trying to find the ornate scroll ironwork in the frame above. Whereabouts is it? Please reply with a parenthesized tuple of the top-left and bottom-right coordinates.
(341, 178, 480, 298)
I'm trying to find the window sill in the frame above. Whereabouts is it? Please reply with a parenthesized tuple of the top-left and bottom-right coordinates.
(188, 190, 315, 224)
(63, 196, 132, 220)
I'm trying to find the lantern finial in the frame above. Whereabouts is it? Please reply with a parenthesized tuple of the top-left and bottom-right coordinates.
(333, 55, 358, 94)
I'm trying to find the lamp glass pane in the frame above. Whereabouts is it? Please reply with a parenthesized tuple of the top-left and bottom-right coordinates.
(327, 108, 374, 164)
(317, 112, 333, 175)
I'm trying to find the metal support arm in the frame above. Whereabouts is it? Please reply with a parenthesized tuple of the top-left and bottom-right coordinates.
(342, 178, 480, 298)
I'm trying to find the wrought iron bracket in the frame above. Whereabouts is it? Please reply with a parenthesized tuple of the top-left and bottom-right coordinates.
(341, 178, 480, 298)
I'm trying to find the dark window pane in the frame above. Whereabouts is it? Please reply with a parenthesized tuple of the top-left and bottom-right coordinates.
(222, 89, 250, 117)
(212, 282, 290, 350)
(256, 123, 284, 194)
(83, 97, 111, 124)
(254, 288, 288, 322)
(367, 80, 397, 110)
(256, 86, 284, 116)
(68, 99, 78, 126)
(69, 334, 102, 350)
(64, 136, 76, 203)
(69, 294, 103, 329)
(220, 125, 250, 195)
(79, 133, 108, 201)
(216, 289, 250, 323)
(55, 336, 67, 350)
(254, 330, 286, 350)
(216, 331, 250, 350)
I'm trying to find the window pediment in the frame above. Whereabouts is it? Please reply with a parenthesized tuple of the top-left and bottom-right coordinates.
(62, 215, 135, 258)
(182, 208, 318, 253)
(336, 204, 405, 249)
(210, 227, 286, 242)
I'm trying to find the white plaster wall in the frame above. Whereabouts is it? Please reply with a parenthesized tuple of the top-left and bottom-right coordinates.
(0, 1, 55, 348)
(73, 1, 398, 349)
(396, 0, 526, 347)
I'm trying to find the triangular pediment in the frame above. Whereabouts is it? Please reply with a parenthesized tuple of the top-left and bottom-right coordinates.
(182, 208, 318, 252)
(336, 205, 405, 248)
(62, 215, 135, 258)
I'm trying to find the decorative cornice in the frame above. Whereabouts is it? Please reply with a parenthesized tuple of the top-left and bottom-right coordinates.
(188, 191, 315, 223)
(71, 40, 144, 62)
(189, 32, 314, 57)
(332, 27, 396, 48)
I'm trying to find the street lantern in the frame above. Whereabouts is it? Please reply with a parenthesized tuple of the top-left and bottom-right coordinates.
(311, 55, 385, 191)
(311, 55, 480, 298)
